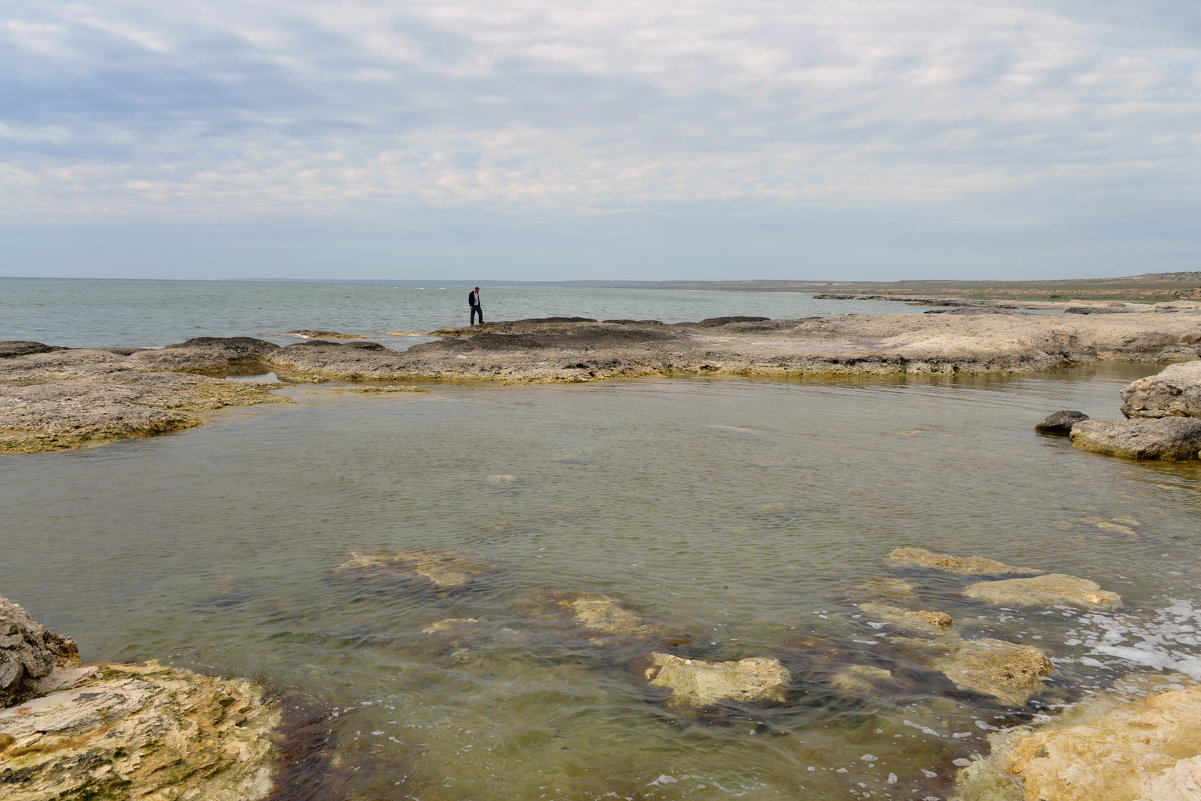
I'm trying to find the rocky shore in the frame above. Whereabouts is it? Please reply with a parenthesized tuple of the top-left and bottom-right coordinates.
(6, 308, 1201, 453)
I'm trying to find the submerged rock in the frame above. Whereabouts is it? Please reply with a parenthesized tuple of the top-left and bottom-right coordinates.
(953, 677, 1201, 801)
(858, 602, 954, 633)
(1071, 417, 1201, 460)
(887, 547, 1042, 576)
(828, 664, 894, 696)
(0, 661, 280, 801)
(336, 548, 494, 591)
(1035, 410, 1090, 436)
(1120, 360, 1201, 419)
(963, 573, 1122, 609)
(0, 596, 80, 708)
(639, 653, 791, 711)
(511, 591, 688, 648)
(927, 637, 1054, 708)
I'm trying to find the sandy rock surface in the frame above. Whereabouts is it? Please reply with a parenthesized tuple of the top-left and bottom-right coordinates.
(1120, 360, 1201, 419)
(0, 596, 79, 708)
(887, 547, 1042, 576)
(336, 548, 493, 591)
(1070, 417, 1201, 460)
(963, 573, 1122, 609)
(640, 653, 791, 710)
(0, 661, 280, 801)
(954, 677, 1201, 801)
(857, 602, 954, 633)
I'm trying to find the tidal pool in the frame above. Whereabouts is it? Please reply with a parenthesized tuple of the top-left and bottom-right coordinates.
(3, 365, 1200, 800)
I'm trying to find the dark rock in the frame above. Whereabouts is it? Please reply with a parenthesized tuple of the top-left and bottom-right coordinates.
(287, 339, 387, 351)
(162, 336, 281, 359)
(1035, 410, 1090, 436)
(0, 342, 66, 359)
(693, 316, 772, 327)
(1, 595, 79, 708)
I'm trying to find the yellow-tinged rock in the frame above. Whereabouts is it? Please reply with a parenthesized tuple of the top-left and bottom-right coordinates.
(641, 653, 791, 710)
(888, 547, 1042, 576)
(963, 573, 1122, 609)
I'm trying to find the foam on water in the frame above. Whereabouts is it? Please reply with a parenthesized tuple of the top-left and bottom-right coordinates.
(1066, 600, 1201, 679)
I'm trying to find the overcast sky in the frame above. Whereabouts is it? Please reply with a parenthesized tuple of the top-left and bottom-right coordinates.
(2, 1, 1198, 280)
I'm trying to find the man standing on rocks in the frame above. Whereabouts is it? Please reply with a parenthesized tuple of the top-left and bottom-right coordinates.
(468, 286, 484, 326)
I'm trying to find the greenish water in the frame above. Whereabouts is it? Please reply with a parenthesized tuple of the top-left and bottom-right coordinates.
(2, 367, 1200, 800)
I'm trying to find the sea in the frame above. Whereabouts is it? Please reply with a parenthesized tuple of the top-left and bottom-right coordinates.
(2, 277, 1200, 801)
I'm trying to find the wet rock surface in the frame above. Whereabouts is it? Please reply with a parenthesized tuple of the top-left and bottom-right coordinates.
(0, 596, 79, 708)
(954, 677, 1201, 801)
(921, 637, 1054, 708)
(963, 573, 1122, 609)
(1035, 410, 1090, 436)
(858, 602, 954, 633)
(1120, 360, 1201, 419)
(638, 653, 791, 711)
(336, 548, 494, 592)
(511, 591, 689, 648)
(1070, 417, 1201, 460)
(0, 661, 281, 801)
(888, 547, 1042, 576)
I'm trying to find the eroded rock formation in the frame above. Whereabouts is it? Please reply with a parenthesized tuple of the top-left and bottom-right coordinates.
(887, 547, 1042, 576)
(0, 596, 79, 708)
(963, 573, 1122, 609)
(638, 653, 791, 711)
(1070, 418, 1201, 460)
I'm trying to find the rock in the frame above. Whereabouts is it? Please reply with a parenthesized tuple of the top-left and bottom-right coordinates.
(930, 638, 1053, 707)
(0, 661, 280, 801)
(888, 547, 1042, 576)
(335, 548, 493, 591)
(829, 664, 894, 696)
(639, 653, 791, 710)
(852, 576, 919, 601)
(1035, 410, 1090, 435)
(422, 617, 480, 635)
(858, 602, 954, 633)
(963, 573, 1122, 609)
(1071, 417, 1201, 460)
(953, 678, 1201, 801)
(511, 591, 688, 648)
(0, 342, 66, 359)
(0, 596, 79, 708)
(1120, 360, 1201, 419)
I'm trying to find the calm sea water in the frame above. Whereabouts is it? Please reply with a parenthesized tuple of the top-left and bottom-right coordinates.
(0, 277, 941, 349)
(2, 280, 1200, 800)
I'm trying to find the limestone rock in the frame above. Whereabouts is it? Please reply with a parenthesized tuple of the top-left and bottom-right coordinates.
(888, 547, 1042, 576)
(422, 617, 481, 635)
(336, 548, 493, 591)
(829, 664, 894, 696)
(0, 661, 280, 801)
(851, 575, 919, 601)
(928, 637, 1053, 707)
(1120, 360, 1201, 419)
(963, 573, 1122, 609)
(640, 653, 791, 710)
(0, 596, 79, 708)
(858, 602, 953, 633)
(1071, 417, 1201, 460)
(954, 679, 1201, 801)
(511, 591, 688, 648)
(1035, 410, 1090, 436)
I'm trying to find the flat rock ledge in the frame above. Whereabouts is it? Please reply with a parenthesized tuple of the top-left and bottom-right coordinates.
(0, 661, 280, 801)
(953, 676, 1201, 801)
(888, 547, 1042, 576)
(7, 308, 1201, 452)
(1070, 417, 1201, 460)
(963, 573, 1122, 609)
(1120, 360, 1201, 419)
(638, 653, 791, 712)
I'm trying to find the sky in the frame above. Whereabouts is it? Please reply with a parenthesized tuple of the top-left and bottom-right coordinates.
(1, 1, 1199, 281)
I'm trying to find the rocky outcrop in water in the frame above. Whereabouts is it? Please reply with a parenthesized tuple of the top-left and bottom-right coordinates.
(887, 547, 1042, 576)
(0, 661, 281, 801)
(1035, 410, 1090, 436)
(638, 653, 791, 711)
(336, 548, 494, 592)
(953, 676, 1201, 801)
(963, 573, 1122, 609)
(857, 602, 953, 633)
(1120, 360, 1201, 419)
(1070, 418, 1201, 460)
(0, 597, 79, 708)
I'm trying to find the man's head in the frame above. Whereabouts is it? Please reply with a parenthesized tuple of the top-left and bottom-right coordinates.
(474, 286, 480, 292)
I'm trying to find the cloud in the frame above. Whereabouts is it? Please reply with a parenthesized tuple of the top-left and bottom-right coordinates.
(0, 0, 1197, 277)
